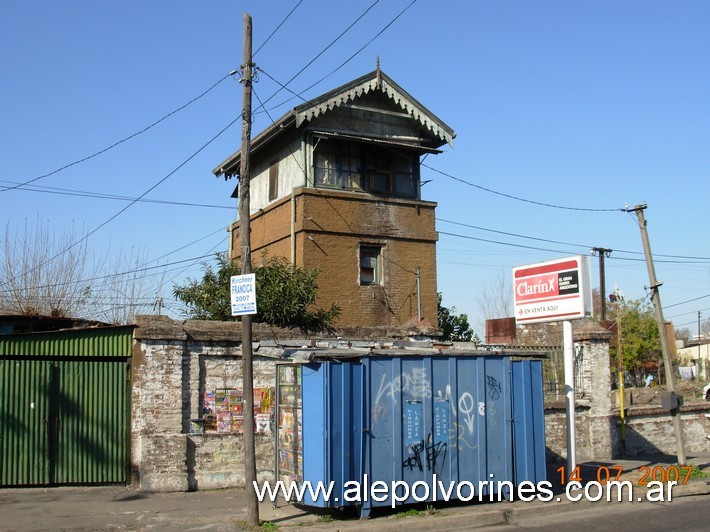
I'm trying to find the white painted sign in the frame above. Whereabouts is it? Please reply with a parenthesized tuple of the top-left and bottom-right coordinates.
(230, 274, 257, 316)
(513, 255, 592, 324)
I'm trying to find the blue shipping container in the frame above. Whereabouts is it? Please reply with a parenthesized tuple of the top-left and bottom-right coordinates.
(277, 354, 545, 517)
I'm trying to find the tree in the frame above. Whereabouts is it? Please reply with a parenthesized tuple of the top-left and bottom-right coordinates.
(438, 293, 479, 342)
(474, 270, 512, 332)
(610, 297, 661, 377)
(93, 248, 166, 325)
(0, 218, 98, 317)
(675, 327, 692, 346)
(173, 253, 341, 329)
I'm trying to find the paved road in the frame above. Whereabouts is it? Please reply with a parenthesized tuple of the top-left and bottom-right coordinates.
(1, 455, 709, 530)
(487, 494, 710, 531)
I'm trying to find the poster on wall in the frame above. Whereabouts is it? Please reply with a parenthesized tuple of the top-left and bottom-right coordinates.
(201, 387, 274, 434)
(276, 364, 303, 485)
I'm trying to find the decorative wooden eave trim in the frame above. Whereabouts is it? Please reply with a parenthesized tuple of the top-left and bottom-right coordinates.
(212, 70, 455, 179)
(294, 71, 455, 147)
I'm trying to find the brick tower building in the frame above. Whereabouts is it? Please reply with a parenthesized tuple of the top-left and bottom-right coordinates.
(212, 69, 454, 329)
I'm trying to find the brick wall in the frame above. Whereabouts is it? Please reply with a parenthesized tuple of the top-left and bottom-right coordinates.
(230, 187, 438, 329)
(131, 315, 439, 492)
(132, 317, 279, 492)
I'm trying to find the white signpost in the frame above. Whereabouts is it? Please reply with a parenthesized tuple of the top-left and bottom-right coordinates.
(230, 274, 257, 316)
(513, 255, 592, 480)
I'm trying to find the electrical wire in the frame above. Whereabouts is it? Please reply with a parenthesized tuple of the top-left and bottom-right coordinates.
(0, 115, 241, 290)
(1, 74, 232, 193)
(253, 0, 304, 57)
(254, 0, 382, 111)
(266, 0, 418, 107)
(423, 163, 624, 212)
(0, 179, 234, 209)
(0, 252, 222, 295)
(665, 294, 710, 309)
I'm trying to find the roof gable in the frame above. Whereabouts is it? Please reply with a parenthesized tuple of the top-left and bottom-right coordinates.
(213, 69, 455, 177)
(293, 70, 455, 146)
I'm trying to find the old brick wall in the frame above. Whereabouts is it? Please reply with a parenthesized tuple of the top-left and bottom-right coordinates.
(544, 324, 619, 461)
(617, 404, 710, 456)
(229, 188, 438, 329)
(132, 317, 280, 492)
(132, 315, 439, 492)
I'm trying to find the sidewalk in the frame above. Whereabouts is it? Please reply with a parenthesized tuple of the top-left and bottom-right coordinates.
(1, 454, 709, 531)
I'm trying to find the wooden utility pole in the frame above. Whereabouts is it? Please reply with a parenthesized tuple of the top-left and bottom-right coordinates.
(239, 12, 259, 527)
(590, 247, 612, 322)
(629, 204, 686, 465)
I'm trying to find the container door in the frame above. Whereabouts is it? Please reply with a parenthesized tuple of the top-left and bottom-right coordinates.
(511, 360, 546, 484)
(0, 358, 51, 486)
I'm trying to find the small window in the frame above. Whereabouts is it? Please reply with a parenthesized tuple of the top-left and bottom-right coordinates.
(370, 172, 391, 194)
(268, 161, 278, 201)
(360, 245, 382, 285)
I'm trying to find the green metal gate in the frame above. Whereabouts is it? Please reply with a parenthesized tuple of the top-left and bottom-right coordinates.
(0, 326, 132, 487)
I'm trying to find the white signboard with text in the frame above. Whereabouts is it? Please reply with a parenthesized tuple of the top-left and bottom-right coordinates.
(230, 274, 257, 316)
(513, 255, 592, 324)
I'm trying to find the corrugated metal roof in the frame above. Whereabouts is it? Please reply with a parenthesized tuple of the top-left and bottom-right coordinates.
(0, 325, 134, 358)
(311, 130, 443, 153)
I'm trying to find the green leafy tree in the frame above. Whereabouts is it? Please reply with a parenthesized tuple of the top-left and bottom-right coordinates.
(610, 297, 661, 375)
(438, 293, 479, 342)
(173, 253, 340, 329)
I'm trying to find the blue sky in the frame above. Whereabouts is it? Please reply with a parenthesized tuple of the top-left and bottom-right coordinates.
(1, 1, 708, 335)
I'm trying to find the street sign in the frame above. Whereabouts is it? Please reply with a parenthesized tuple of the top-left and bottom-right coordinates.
(513, 255, 592, 324)
(230, 274, 257, 316)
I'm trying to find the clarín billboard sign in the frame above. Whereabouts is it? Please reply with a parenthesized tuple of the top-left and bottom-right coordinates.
(513, 256, 592, 325)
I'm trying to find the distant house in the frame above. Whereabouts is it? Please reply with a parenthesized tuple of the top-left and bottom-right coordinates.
(212, 68, 454, 329)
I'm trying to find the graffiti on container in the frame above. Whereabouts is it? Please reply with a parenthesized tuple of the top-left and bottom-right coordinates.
(436, 386, 480, 450)
(452, 423, 477, 450)
(486, 375, 502, 400)
(374, 368, 431, 406)
(402, 433, 447, 474)
(458, 392, 477, 435)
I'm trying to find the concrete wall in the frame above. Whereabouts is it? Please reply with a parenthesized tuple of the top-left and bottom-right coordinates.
(619, 404, 710, 456)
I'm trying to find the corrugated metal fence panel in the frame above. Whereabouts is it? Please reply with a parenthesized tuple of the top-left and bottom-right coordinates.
(52, 360, 129, 484)
(511, 360, 546, 484)
(0, 359, 51, 486)
(0, 326, 133, 358)
(0, 326, 132, 487)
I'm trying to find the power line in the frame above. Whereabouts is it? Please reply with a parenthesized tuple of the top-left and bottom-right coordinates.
(254, 0, 382, 111)
(423, 163, 624, 212)
(0, 116, 240, 291)
(438, 230, 579, 256)
(0, 252, 222, 295)
(263, 0, 417, 108)
(253, 0, 304, 57)
(665, 294, 710, 309)
(438, 218, 710, 264)
(1, 74, 232, 193)
(667, 307, 710, 320)
(0, 180, 234, 209)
